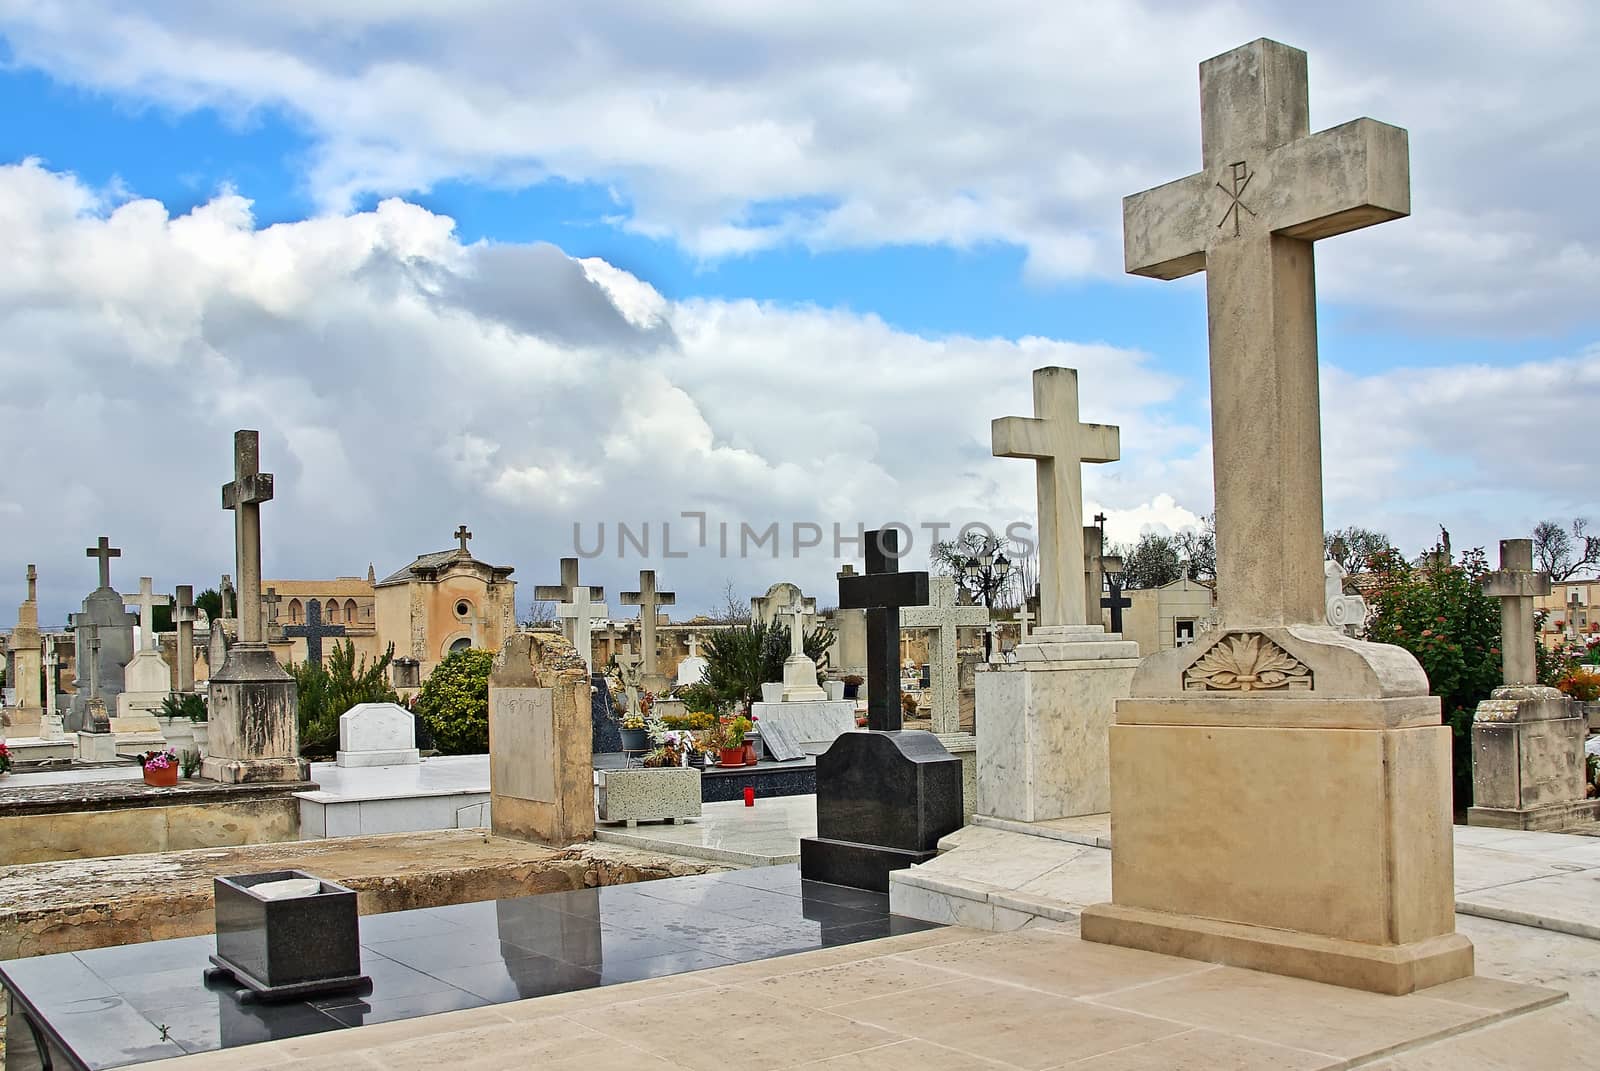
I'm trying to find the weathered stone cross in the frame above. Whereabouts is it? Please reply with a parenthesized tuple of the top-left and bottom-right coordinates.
(620, 570, 676, 678)
(172, 585, 198, 692)
(993, 367, 1119, 629)
(903, 576, 989, 733)
(125, 576, 171, 653)
(535, 558, 607, 673)
(85, 536, 121, 591)
(284, 599, 347, 668)
(25, 563, 36, 603)
(454, 524, 472, 554)
(1124, 38, 1409, 629)
(220, 574, 236, 619)
(776, 590, 817, 658)
(1482, 539, 1551, 686)
(222, 430, 275, 644)
(839, 529, 929, 731)
(261, 587, 282, 635)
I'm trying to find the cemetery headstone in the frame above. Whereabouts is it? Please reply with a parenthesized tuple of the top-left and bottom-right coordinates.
(1078, 38, 1470, 995)
(67, 536, 137, 732)
(5, 565, 43, 738)
(336, 702, 421, 767)
(674, 632, 708, 687)
(901, 577, 987, 734)
(802, 529, 961, 891)
(489, 632, 594, 845)
(776, 589, 827, 701)
(1468, 538, 1599, 830)
(203, 430, 307, 784)
(112, 576, 173, 749)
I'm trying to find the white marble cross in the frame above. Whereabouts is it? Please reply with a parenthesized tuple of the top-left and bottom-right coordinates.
(125, 576, 171, 652)
(1018, 603, 1034, 642)
(686, 633, 700, 659)
(993, 367, 1119, 629)
(902, 576, 989, 733)
(1124, 38, 1409, 629)
(556, 585, 608, 675)
(776, 591, 817, 657)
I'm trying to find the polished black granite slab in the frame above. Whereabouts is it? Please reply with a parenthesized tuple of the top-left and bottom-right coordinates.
(0, 866, 938, 1071)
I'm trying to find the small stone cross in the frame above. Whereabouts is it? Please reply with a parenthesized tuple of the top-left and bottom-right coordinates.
(85, 536, 121, 590)
(620, 570, 676, 677)
(839, 529, 930, 731)
(125, 577, 171, 652)
(284, 599, 347, 668)
(173, 585, 198, 692)
(1018, 603, 1034, 642)
(776, 590, 818, 658)
(26, 564, 37, 603)
(220, 574, 235, 619)
(1482, 539, 1551, 686)
(455, 524, 472, 554)
(903, 576, 989, 733)
(993, 367, 1119, 629)
(1123, 38, 1409, 629)
(221, 430, 275, 644)
(261, 587, 282, 635)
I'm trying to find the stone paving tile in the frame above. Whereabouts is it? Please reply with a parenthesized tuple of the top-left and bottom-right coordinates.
(799, 1038, 1022, 1069)
(894, 927, 1211, 998)
(1049, 1026, 1340, 1070)
(1365, 1002, 1600, 1068)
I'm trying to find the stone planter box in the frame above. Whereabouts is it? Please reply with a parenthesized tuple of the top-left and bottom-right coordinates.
(597, 767, 702, 827)
(207, 870, 367, 1001)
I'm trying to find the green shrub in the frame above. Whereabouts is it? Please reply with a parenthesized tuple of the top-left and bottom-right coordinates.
(696, 621, 833, 713)
(415, 648, 495, 755)
(290, 642, 400, 757)
(158, 692, 208, 722)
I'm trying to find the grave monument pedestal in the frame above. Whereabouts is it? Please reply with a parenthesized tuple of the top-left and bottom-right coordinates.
(977, 625, 1140, 821)
(489, 632, 594, 845)
(202, 644, 307, 783)
(1082, 627, 1471, 995)
(1469, 686, 1600, 830)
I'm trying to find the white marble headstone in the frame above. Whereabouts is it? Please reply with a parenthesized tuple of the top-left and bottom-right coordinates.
(337, 702, 421, 767)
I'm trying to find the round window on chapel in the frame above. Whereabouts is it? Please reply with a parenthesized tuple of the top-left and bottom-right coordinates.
(455, 600, 471, 618)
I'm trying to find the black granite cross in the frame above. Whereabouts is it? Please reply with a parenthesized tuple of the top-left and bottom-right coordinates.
(283, 600, 347, 667)
(1101, 575, 1132, 634)
(839, 529, 929, 731)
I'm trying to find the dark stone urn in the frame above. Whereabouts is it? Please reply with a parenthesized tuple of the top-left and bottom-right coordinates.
(800, 731, 963, 892)
(206, 870, 369, 1002)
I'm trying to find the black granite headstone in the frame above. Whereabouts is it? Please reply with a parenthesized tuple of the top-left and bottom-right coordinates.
(804, 529, 960, 892)
(206, 871, 368, 1002)
(800, 731, 963, 892)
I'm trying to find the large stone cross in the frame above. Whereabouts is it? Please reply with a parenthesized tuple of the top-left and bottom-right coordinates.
(620, 570, 676, 678)
(85, 536, 121, 591)
(839, 529, 930, 731)
(993, 367, 1119, 628)
(1124, 38, 1408, 628)
(222, 430, 275, 644)
(125, 576, 171, 652)
(1482, 538, 1550, 685)
(284, 599, 347, 668)
(25, 563, 36, 603)
(903, 576, 989, 733)
(172, 585, 198, 692)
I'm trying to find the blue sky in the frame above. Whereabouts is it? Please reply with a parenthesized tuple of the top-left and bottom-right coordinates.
(1, 3, 1597, 622)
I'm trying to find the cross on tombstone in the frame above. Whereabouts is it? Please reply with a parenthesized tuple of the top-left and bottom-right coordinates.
(685, 632, 700, 659)
(1018, 602, 1034, 643)
(283, 599, 347, 668)
(220, 574, 236, 619)
(221, 430, 275, 644)
(555, 585, 608, 675)
(86, 632, 102, 701)
(85, 536, 121, 591)
(1566, 589, 1583, 642)
(125, 577, 171, 652)
(1101, 575, 1133, 634)
(172, 585, 198, 692)
(43, 635, 60, 718)
(902, 576, 989, 733)
(1083, 522, 1108, 625)
(839, 529, 930, 731)
(261, 587, 282, 634)
(1124, 38, 1409, 629)
(26, 563, 36, 603)
(985, 621, 1006, 664)
(620, 570, 676, 678)
(454, 524, 472, 554)
(776, 590, 818, 657)
(1482, 543, 1549, 674)
(993, 367, 1119, 629)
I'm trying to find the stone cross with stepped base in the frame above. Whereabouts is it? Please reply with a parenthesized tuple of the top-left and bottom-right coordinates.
(775, 589, 826, 702)
(5, 565, 44, 740)
(620, 570, 675, 688)
(901, 577, 987, 734)
(203, 430, 307, 784)
(976, 368, 1141, 826)
(112, 577, 175, 749)
(172, 585, 198, 693)
(1078, 38, 1472, 996)
(1467, 538, 1598, 832)
(535, 558, 607, 675)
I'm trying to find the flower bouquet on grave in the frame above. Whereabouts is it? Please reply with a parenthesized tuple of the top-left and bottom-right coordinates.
(620, 713, 650, 752)
(0, 741, 12, 777)
(139, 748, 180, 787)
(713, 716, 752, 767)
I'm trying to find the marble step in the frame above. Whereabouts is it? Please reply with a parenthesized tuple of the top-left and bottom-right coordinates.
(889, 822, 1112, 931)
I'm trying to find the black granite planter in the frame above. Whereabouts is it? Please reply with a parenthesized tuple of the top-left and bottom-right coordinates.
(206, 870, 369, 1002)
